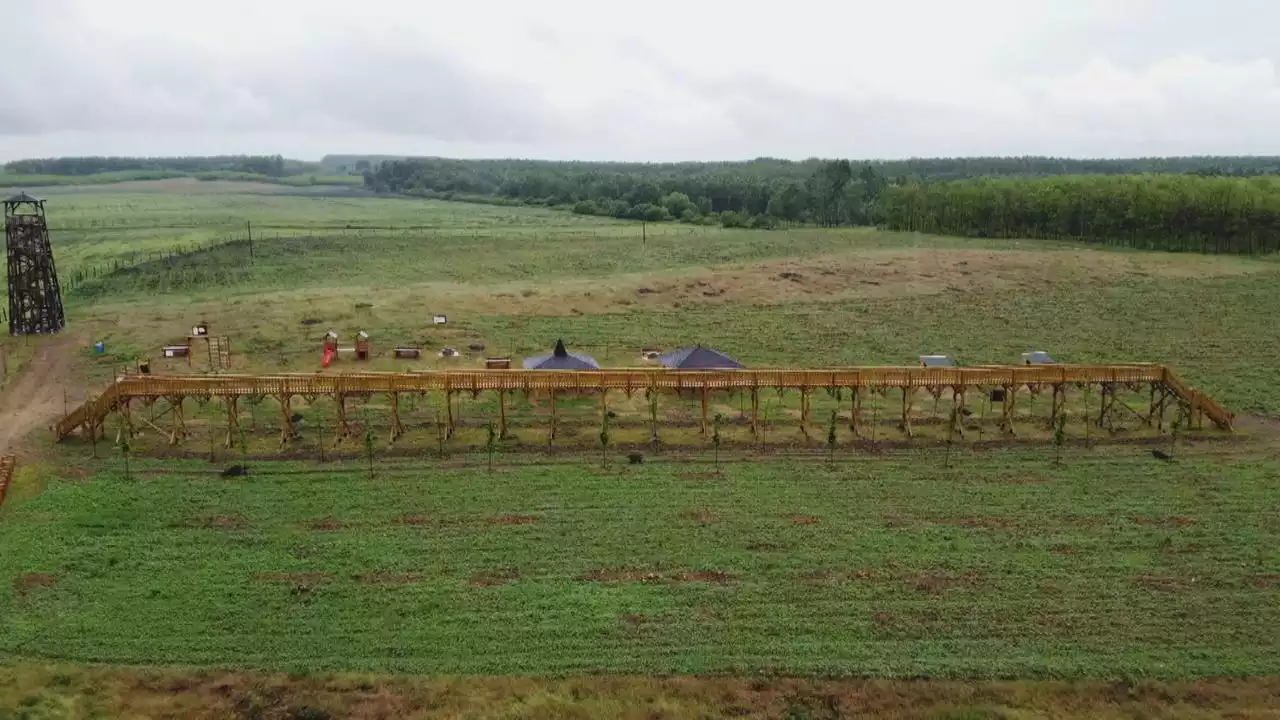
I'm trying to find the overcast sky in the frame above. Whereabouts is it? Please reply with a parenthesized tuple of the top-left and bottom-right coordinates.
(2, 0, 1279, 162)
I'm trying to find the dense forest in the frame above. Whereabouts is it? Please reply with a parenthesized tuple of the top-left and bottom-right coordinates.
(880, 175, 1280, 254)
(362, 156, 1280, 249)
(4, 155, 301, 177)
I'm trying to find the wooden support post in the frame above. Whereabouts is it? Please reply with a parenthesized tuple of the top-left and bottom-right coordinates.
(900, 387, 913, 437)
(278, 394, 297, 445)
(168, 395, 185, 445)
(1147, 384, 1157, 426)
(498, 390, 507, 439)
(851, 387, 862, 436)
(1002, 386, 1017, 436)
(389, 392, 404, 442)
(225, 396, 239, 448)
(700, 387, 709, 438)
(446, 390, 455, 438)
(1050, 384, 1065, 428)
(335, 393, 351, 440)
(120, 398, 134, 439)
(800, 388, 810, 438)
(549, 390, 558, 440)
(750, 387, 760, 438)
(1097, 383, 1113, 428)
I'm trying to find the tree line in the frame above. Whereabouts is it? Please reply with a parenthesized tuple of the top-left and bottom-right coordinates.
(4, 155, 298, 177)
(880, 175, 1280, 254)
(363, 155, 1280, 236)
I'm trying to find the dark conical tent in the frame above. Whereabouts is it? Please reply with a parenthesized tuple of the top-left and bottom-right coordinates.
(659, 345, 744, 370)
(522, 339, 600, 370)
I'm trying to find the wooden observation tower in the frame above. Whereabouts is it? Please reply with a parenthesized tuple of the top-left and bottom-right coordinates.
(5, 192, 65, 335)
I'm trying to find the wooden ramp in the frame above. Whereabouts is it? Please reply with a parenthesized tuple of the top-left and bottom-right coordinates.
(0, 455, 15, 507)
(54, 363, 1234, 443)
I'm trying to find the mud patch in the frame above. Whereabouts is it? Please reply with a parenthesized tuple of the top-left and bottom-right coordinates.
(356, 571, 421, 586)
(13, 573, 57, 594)
(488, 515, 538, 526)
(910, 570, 984, 594)
(303, 518, 345, 531)
(786, 513, 820, 525)
(470, 569, 520, 587)
(184, 514, 249, 530)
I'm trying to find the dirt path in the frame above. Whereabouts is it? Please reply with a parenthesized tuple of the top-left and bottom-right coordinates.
(0, 334, 82, 458)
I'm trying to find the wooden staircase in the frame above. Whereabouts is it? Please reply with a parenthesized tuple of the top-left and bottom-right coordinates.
(0, 455, 16, 508)
(206, 336, 231, 371)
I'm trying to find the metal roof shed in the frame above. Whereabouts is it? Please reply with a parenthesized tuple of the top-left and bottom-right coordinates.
(1023, 351, 1056, 365)
(920, 355, 957, 368)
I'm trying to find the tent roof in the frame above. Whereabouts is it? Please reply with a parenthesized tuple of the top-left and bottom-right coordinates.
(522, 339, 599, 370)
(920, 355, 956, 367)
(659, 345, 743, 369)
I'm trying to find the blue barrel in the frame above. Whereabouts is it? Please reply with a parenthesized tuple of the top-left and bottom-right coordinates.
(93, 342, 105, 353)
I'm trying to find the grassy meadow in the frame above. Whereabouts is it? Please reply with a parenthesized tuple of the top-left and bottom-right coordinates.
(1, 179, 1279, 716)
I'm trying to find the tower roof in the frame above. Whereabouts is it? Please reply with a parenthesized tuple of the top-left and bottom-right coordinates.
(5, 192, 42, 204)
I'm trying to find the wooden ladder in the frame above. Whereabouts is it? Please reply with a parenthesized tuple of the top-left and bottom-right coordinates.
(0, 455, 16, 508)
(208, 336, 231, 371)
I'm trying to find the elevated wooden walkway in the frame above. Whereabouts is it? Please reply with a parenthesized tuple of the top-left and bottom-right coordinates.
(54, 364, 1233, 444)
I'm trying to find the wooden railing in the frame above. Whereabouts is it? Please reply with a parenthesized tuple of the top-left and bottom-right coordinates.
(54, 363, 1233, 440)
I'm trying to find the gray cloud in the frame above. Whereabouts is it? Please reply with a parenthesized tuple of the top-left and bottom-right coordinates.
(3, 0, 1280, 160)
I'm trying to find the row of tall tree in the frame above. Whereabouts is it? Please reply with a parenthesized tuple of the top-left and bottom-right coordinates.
(364, 157, 890, 226)
(880, 175, 1280, 254)
(5, 155, 297, 177)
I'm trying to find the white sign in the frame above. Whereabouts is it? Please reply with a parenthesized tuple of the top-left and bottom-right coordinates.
(433, 315, 447, 325)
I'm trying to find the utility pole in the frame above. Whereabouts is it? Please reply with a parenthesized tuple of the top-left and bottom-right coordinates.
(246, 220, 254, 263)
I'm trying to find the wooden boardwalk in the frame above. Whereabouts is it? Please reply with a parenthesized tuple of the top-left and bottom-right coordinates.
(54, 363, 1233, 445)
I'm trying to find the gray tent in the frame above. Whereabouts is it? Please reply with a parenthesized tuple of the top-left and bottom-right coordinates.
(659, 345, 743, 370)
(522, 339, 600, 370)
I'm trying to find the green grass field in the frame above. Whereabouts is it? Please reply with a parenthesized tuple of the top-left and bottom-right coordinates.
(1, 180, 1278, 716)
(3, 450, 1277, 677)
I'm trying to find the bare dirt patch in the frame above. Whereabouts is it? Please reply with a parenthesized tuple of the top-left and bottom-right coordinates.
(578, 568, 736, 584)
(303, 518, 346, 531)
(396, 514, 431, 526)
(356, 571, 421, 586)
(683, 508, 721, 525)
(470, 569, 520, 587)
(1130, 515, 1196, 529)
(872, 611, 894, 627)
(487, 515, 538, 526)
(786, 513, 820, 525)
(910, 570, 984, 594)
(184, 514, 249, 530)
(945, 516, 1014, 530)
(13, 573, 57, 594)
(1243, 574, 1280, 589)
(0, 333, 84, 457)
(1134, 574, 1195, 593)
